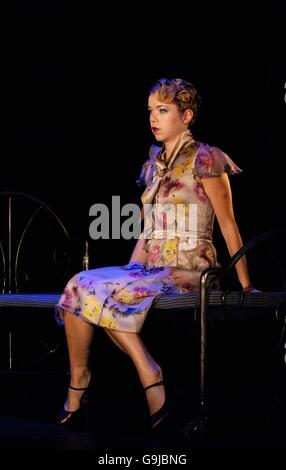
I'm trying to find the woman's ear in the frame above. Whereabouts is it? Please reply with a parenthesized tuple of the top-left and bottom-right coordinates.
(184, 109, 193, 125)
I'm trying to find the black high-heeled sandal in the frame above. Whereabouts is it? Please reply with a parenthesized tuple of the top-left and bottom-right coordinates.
(144, 380, 170, 430)
(57, 384, 90, 425)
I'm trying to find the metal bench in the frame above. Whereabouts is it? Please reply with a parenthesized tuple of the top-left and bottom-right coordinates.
(1, 193, 285, 423)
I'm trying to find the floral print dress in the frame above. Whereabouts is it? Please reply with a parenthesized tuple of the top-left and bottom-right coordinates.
(56, 133, 242, 332)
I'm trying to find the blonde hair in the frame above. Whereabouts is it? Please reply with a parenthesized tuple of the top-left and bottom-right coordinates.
(150, 78, 201, 125)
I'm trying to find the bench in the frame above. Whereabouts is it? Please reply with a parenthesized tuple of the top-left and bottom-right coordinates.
(1, 192, 285, 420)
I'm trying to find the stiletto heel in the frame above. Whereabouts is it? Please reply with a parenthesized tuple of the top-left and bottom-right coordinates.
(144, 380, 171, 430)
(57, 384, 90, 425)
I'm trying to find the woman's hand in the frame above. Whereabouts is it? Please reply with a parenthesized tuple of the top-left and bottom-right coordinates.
(243, 285, 262, 293)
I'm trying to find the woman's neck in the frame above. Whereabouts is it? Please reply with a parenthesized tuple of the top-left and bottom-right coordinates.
(164, 140, 177, 160)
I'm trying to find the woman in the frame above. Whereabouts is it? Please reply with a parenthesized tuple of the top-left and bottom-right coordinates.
(56, 78, 256, 429)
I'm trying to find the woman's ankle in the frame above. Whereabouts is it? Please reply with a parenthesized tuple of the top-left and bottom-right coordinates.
(69, 368, 91, 388)
(141, 364, 162, 389)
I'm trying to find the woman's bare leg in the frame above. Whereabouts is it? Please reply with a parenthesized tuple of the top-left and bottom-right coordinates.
(105, 329, 165, 420)
(62, 311, 94, 416)
(62, 311, 166, 425)
(104, 329, 127, 354)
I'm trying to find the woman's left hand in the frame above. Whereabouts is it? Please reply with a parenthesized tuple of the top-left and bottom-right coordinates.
(243, 285, 261, 293)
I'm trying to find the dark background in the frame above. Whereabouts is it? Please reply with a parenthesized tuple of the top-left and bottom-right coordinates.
(0, 4, 284, 453)
(7, 4, 286, 283)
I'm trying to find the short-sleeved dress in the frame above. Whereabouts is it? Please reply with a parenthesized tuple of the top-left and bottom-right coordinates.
(55, 132, 242, 332)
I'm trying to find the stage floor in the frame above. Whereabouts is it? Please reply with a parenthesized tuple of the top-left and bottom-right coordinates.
(0, 366, 285, 453)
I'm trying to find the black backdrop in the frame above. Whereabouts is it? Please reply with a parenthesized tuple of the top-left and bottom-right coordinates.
(7, 5, 285, 281)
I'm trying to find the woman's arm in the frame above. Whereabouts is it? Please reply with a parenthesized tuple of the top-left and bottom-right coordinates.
(129, 237, 148, 265)
(201, 173, 253, 290)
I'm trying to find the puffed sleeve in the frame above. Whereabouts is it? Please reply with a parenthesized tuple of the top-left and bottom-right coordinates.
(136, 145, 160, 187)
(194, 143, 242, 178)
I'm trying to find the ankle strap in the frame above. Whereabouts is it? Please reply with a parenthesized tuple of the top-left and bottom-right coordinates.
(144, 380, 164, 392)
(69, 384, 88, 391)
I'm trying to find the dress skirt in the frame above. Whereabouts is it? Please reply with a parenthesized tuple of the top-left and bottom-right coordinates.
(55, 262, 174, 333)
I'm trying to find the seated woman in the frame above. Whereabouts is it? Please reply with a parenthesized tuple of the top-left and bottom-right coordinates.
(55, 78, 256, 429)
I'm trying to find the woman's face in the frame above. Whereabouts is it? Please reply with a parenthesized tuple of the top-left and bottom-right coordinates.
(148, 92, 192, 145)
